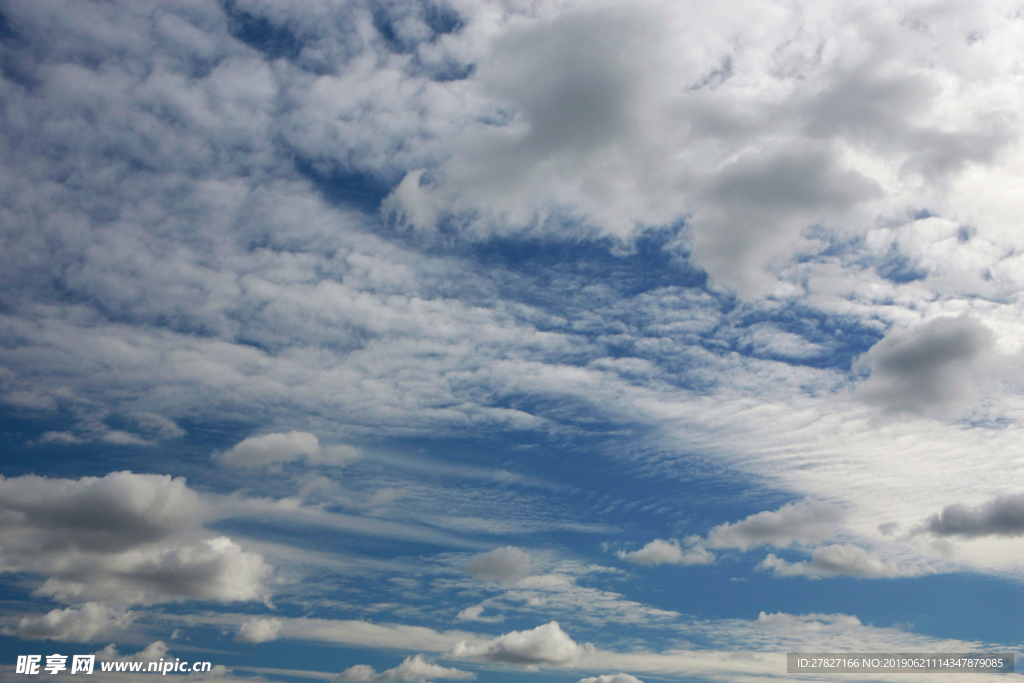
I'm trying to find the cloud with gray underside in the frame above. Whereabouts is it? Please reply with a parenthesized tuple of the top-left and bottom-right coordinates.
(923, 493, 1024, 538)
(856, 315, 999, 416)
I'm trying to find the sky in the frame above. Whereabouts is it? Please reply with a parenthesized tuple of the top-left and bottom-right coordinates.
(1, 0, 1024, 681)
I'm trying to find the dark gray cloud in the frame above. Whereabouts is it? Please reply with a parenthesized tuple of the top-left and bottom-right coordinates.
(856, 315, 996, 416)
(925, 493, 1024, 538)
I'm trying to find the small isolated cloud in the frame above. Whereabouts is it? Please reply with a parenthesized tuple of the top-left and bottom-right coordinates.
(759, 544, 929, 579)
(456, 604, 504, 624)
(11, 603, 133, 642)
(578, 675, 643, 683)
(706, 500, 845, 551)
(856, 315, 997, 417)
(215, 432, 360, 468)
(237, 617, 281, 643)
(450, 621, 589, 666)
(923, 493, 1024, 537)
(465, 547, 532, 582)
(336, 654, 474, 682)
(616, 538, 714, 566)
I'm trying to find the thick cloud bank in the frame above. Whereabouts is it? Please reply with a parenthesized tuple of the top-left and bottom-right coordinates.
(0, 472, 271, 614)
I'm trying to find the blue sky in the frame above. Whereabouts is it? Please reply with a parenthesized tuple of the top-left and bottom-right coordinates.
(2, 1, 1024, 682)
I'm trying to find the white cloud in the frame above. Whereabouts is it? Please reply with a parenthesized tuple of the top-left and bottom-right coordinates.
(455, 604, 503, 624)
(216, 431, 360, 468)
(577, 675, 643, 683)
(237, 617, 282, 643)
(759, 544, 932, 579)
(450, 621, 590, 666)
(616, 538, 714, 566)
(465, 547, 532, 582)
(10, 603, 133, 642)
(706, 500, 845, 551)
(94, 641, 169, 662)
(337, 654, 474, 682)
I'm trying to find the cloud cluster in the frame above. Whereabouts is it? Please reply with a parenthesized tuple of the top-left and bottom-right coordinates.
(337, 654, 474, 683)
(0, 471, 272, 639)
(578, 675, 643, 683)
(9, 603, 133, 643)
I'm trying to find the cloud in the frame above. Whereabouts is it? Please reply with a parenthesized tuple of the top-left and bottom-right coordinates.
(94, 641, 168, 662)
(706, 500, 845, 551)
(465, 547, 532, 582)
(856, 315, 998, 416)
(237, 617, 282, 643)
(336, 654, 474, 682)
(691, 144, 882, 296)
(450, 621, 590, 666)
(759, 544, 930, 579)
(10, 603, 133, 642)
(0, 471, 201, 552)
(215, 431, 361, 468)
(923, 493, 1024, 538)
(0, 472, 271, 607)
(455, 605, 503, 624)
(616, 538, 714, 566)
(578, 675, 643, 683)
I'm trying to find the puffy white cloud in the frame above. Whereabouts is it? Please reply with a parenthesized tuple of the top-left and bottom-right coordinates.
(215, 431, 361, 469)
(578, 675, 643, 683)
(706, 500, 845, 551)
(10, 603, 133, 643)
(337, 654, 474, 682)
(924, 493, 1024, 538)
(616, 538, 714, 566)
(215, 431, 321, 468)
(237, 617, 282, 643)
(759, 544, 931, 579)
(465, 546, 532, 582)
(450, 621, 590, 666)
